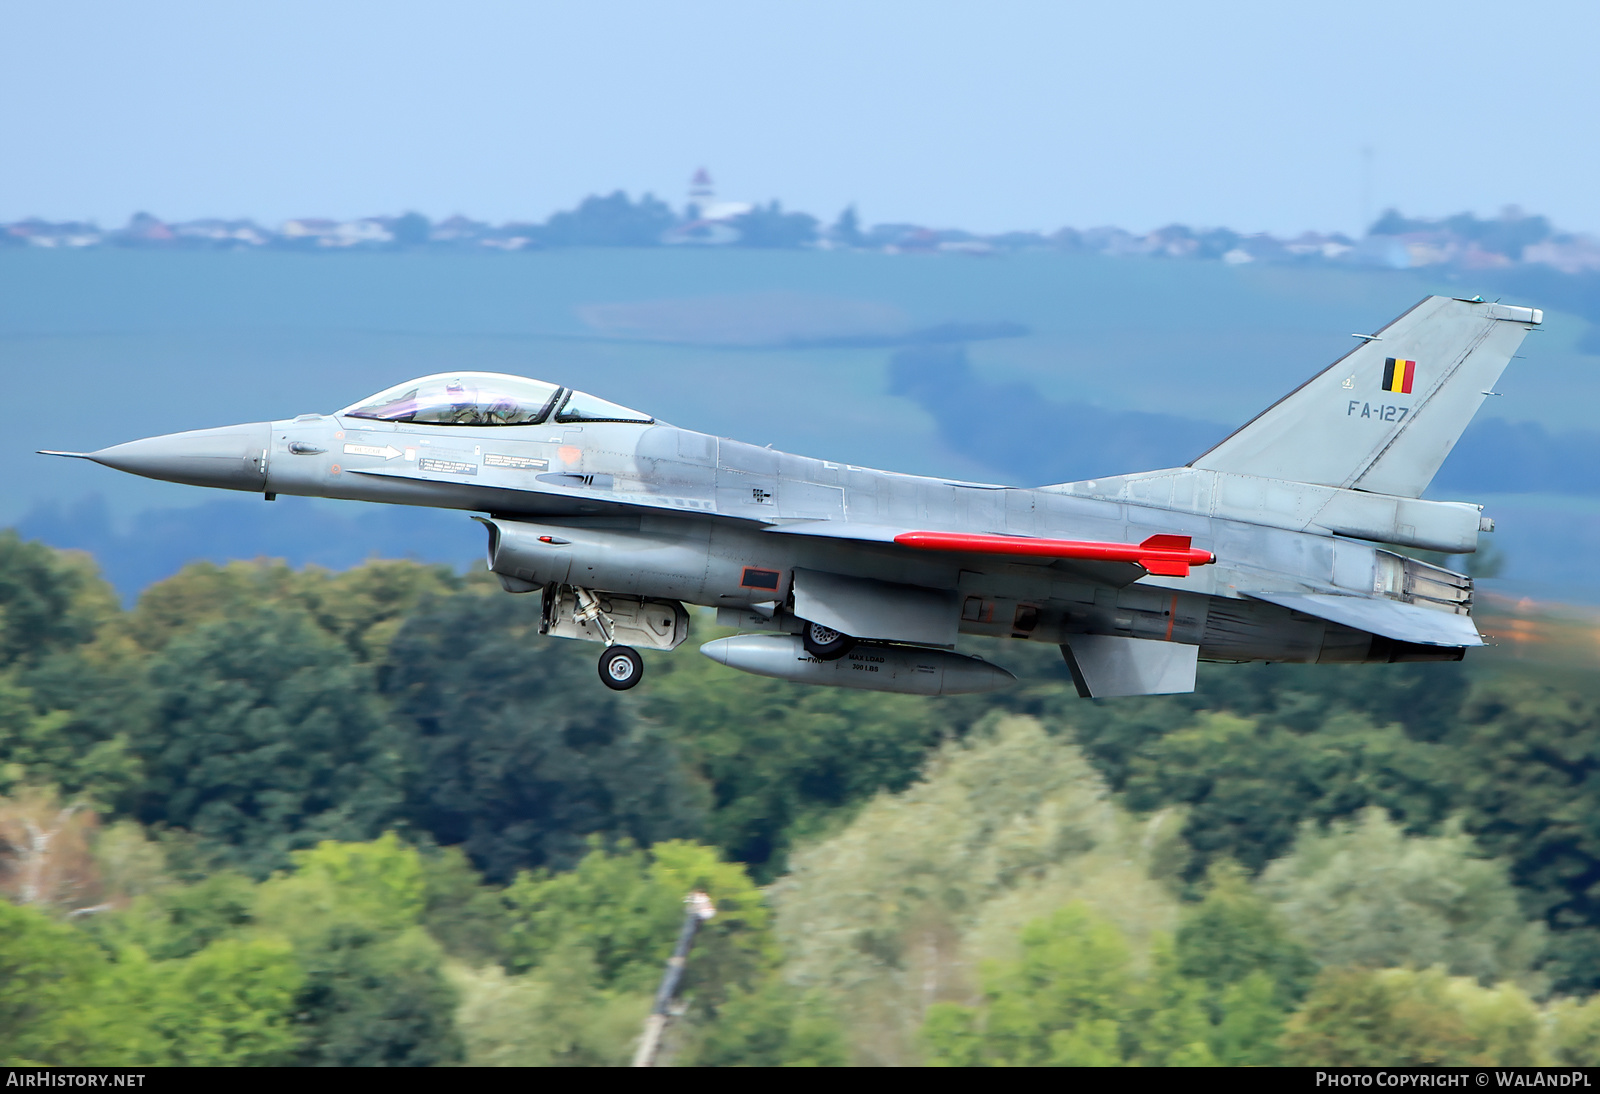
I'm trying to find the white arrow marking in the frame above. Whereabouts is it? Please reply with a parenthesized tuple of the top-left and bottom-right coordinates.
(343, 443, 402, 460)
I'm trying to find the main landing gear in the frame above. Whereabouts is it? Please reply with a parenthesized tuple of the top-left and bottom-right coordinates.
(599, 645, 644, 690)
(802, 621, 857, 661)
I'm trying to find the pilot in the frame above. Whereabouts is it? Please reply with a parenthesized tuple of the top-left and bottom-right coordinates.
(484, 394, 520, 425)
(444, 380, 483, 425)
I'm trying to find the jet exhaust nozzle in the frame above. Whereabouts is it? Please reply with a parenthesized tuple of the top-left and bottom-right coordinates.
(700, 634, 1016, 696)
(84, 422, 272, 492)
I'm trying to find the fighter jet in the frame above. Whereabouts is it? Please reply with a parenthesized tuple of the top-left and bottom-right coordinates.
(43, 295, 1537, 697)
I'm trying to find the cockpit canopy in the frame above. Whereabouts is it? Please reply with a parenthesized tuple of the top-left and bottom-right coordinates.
(341, 372, 653, 427)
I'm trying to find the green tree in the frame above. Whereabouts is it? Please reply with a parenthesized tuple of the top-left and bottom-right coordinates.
(686, 979, 849, 1066)
(1259, 808, 1545, 985)
(384, 592, 705, 881)
(501, 842, 682, 988)
(1121, 710, 1446, 875)
(0, 535, 142, 805)
(1173, 862, 1315, 1063)
(418, 844, 510, 965)
(255, 836, 464, 1067)
(921, 903, 1146, 1066)
(141, 937, 304, 1065)
(132, 603, 404, 875)
(1177, 862, 1316, 1008)
(1547, 995, 1600, 1065)
(1282, 967, 1474, 1066)
(287, 922, 462, 1066)
(539, 192, 676, 247)
(1440, 679, 1600, 990)
(0, 532, 117, 671)
(125, 557, 467, 663)
(272, 832, 425, 927)
(456, 839, 773, 1066)
(501, 839, 773, 1004)
(0, 677, 145, 809)
(1122, 935, 1217, 1065)
(830, 205, 864, 248)
(1281, 966, 1540, 1066)
(447, 955, 650, 1066)
(774, 715, 1185, 1065)
(100, 871, 259, 960)
(642, 642, 949, 874)
(732, 201, 819, 248)
(0, 898, 107, 1064)
(391, 211, 431, 246)
(1062, 657, 1468, 771)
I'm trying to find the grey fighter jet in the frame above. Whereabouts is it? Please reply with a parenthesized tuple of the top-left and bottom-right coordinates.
(43, 295, 1537, 696)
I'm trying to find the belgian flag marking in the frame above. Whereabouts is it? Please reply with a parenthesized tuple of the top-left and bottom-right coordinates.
(1382, 357, 1416, 395)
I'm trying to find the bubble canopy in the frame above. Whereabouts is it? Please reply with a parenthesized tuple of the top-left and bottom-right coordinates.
(340, 372, 653, 426)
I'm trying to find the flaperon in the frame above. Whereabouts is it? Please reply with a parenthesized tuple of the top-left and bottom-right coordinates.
(44, 295, 1538, 695)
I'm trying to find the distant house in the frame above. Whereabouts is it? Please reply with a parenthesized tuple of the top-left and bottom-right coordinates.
(171, 219, 269, 247)
(429, 215, 488, 243)
(1524, 236, 1600, 274)
(333, 219, 394, 246)
(281, 218, 392, 247)
(1283, 232, 1354, 260)
(282, 218, 340, 240)
(119, 213, 175, 244)
(7, 218, 103, 248)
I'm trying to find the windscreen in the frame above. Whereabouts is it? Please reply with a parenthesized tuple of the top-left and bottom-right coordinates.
(556, 389, 654, 424)
(344, 374, 562, 426)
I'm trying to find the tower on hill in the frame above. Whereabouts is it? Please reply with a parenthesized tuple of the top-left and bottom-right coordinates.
(688, 169, 714, 218)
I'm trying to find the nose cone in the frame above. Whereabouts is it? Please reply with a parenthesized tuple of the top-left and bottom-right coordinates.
(88, 422, 271, 491)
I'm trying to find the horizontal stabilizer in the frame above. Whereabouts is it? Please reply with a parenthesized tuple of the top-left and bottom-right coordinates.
(1060, 635, 1198, 697)
(1246, 591, 1482, 647)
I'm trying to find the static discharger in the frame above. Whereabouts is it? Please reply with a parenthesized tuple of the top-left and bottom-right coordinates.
(893, 531, 1217, 577)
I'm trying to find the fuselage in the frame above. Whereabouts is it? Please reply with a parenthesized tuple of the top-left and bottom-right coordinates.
(56, 294, 1538, 693)
(248, 410, 1448, 666)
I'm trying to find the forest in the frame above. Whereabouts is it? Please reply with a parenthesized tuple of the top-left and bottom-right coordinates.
(4, 528, 1600, 1066)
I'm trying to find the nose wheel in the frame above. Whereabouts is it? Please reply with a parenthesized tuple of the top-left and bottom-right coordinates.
(802, 622, 857, 661)
(599, 645, 644, 690)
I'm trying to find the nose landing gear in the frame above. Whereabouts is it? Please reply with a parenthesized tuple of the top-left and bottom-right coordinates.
(599, 645, 644, 690)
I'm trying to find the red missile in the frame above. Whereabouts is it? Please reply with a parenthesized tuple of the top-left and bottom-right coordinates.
(892, 531, 1217, 577)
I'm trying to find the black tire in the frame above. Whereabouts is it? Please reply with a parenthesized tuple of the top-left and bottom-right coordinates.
(802, 621, 857, 661)
(599, 645, 644, 690)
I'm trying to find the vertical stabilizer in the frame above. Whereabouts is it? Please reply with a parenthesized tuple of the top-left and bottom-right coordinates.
(1190, 296, 1539, 498)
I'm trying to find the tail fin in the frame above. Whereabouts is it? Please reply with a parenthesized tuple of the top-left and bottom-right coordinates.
(1190, 296, 1540, 498)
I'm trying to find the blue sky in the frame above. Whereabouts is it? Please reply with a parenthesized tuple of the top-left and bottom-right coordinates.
(3, 0, 1596, 236)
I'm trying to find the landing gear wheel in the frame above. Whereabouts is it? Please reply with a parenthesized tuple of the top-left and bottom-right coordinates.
(599, 645, 644, 690)
(802, 622, 857, 661)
